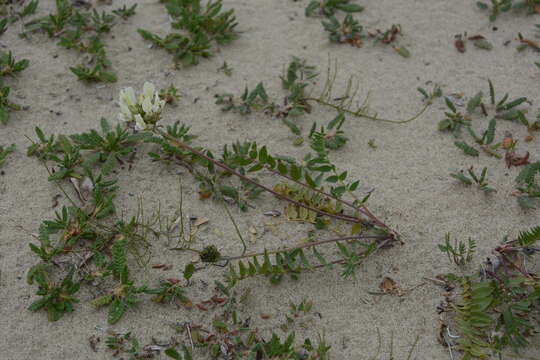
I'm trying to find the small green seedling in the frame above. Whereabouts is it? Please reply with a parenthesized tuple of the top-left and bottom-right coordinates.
(438, 233, 476, 266)
(368, 24, 411, 57)
(309, 112, 348, 150)
(215, 82, 270, 115)
(476, 0, 513, 21)
(439, 96, 470, 134)
(112, 4, 138, 19)
(159, 84, 181, 104)
(217, 61, 233, 76)
(450, 166, 496, 193)
(27, 267, 80, 321)
(21, 0, 135, 82)
(305, 0, 364, 17)
(515, 161, 540, 208)
(0, 50, 29, 124)
(138, 0, 239, 66)
(0, 50, 29, 76)
(476, 0, 540, 21)
(439, 80, 531, 159)
(0, 143, 15, 167)
(323, 14, 364, 47)
(91, 238, 149, 324)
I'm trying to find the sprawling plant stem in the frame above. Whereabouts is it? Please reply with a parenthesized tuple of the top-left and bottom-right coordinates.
(223, 234, 389, 261)
(155, 127, 397, 239)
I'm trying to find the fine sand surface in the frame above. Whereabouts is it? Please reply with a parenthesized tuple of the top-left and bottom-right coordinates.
(1, 0, 539, 359)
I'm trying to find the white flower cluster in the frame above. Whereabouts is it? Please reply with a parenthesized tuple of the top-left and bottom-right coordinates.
(118, 82, 166, 130)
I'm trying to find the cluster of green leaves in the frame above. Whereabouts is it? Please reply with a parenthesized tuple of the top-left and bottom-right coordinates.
(218, 56, 437, 137)
(25, 121, 188, 324)
(21, 0, 136, 82)
(147, 123, 203, 173)
(515, 161, 540, 209)
(27, 266, 80, 321)
(113, 293, 329, 360)
(215, 58, 333, 139)
(305, 0, 364, 47)
(308, 112, 348, 150)
(439, 80, 532, 158)
(0, 142, 15, 167)
(151, 130, 362, 216)
(148, 279, 190, 305)
(280, 56, 318, 117)
(476, 0, 540, 21)
(446, 226, 540, 358)
(305, 0, 364, 17)
(0, 0, 38, 34)
(105, 331, 157, 360)
(163, 285, 330, 360)
(218, 138, 361, 211)
(217, 57, 321, 137)
(438, 233, 476, 266)
(159, 84, 181, 104)
(138, 0, 239, 66)
(70, 118, 148, 175)
(225, 238, 378, 287)
(0, 50, 29, 124)
(450, 166, 496, 193)
(90, 238, 152, 324)
(323, 13, 364, 47)
(215, 82, 270, 115)
(368, 24, 411, 57)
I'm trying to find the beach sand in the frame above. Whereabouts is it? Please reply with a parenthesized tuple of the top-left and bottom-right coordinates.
(0, 0, 539, 358)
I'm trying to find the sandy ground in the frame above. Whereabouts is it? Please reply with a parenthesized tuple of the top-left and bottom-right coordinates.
(1, 0, 539, 359)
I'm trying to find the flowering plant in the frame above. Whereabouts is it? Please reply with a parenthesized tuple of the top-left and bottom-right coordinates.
(118, 82, 166, 130)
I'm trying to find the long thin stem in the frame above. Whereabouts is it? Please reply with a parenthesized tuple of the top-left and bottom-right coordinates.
(222, 198, 247, 256)
(305, 96, 431, 124)
(223, 234, 388, 261)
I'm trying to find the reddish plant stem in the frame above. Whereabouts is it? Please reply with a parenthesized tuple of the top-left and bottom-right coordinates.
(497, 251, 532, 279)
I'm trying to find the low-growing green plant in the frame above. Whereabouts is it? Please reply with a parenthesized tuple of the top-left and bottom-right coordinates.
(0, 143, 14, 166)
(0, 50, 29, 124)
(90, 238, 151, 324)
(159, 84, 181, 104)
(21, 0, 136, 82)
(217, 60, 233, 76)
(0, 50, 29, 76)
(138, 0, 239, 66)
(216, 57, 439, 139)
(0, 0, 38, 33)
(442, 226, 540, 358)
(112, 4, 138, 19)
(476, 0, 540, 21)
(105, 331, 155, 359)
(27, 267, 80, 321)
(70, 118, 147, 175)
(308, 112, 348, 150)
(305, 0, 364, 17)
(515, 161, 540, 208)
(450, 166, 496, 193)
(24, 81, 398, 332)
(439, 80, 532, 159)
(215, 82, 270, 115)
(438, 233, 477, 266)
(323, 14, 364, 47)
(368, 24, 411, 57)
